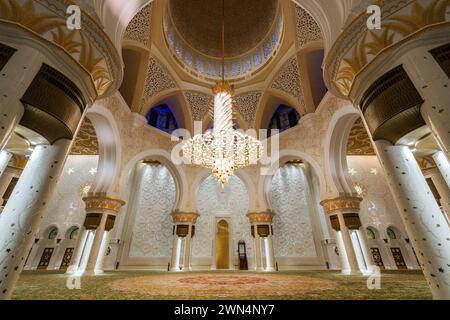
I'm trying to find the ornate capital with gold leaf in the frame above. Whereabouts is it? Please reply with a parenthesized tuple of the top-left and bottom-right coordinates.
(171, 211, 199, 224)
(0, 0, 122, 97)
(247, 211, 275, 224)
(320, 196, 362, 215)
(324, 0, 450, 98)
(83, 193, 125, 215)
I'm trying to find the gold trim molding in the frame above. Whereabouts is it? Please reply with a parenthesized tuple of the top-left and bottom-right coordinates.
(320, 196, 362, 215)
(171, 211, 199, 224)
(0, 0, 122, 97)
(324, 0, 450, 97)
(246, 211, 275, 224)
(83, 194, 125, 214)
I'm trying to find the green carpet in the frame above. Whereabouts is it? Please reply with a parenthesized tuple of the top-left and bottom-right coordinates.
(12, 270, 432, 300)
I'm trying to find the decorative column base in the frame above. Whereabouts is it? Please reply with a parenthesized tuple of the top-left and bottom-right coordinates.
(80, 193, 125, 276)
(170, 211, 199, 272)
(321, 196, 369, 275)
(247, 211, 276, 272)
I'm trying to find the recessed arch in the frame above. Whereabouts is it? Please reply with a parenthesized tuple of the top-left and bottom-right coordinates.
(119, 148, 187, 211)
(324, 105, 361, 197)
(141, 90, 193, 133)
(255, 91, 302, 132)
(259, 149, 327, 209)
(85, 100, 122, 197)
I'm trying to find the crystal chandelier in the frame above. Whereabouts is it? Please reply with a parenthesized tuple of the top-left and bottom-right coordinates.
(182, 0, 263, 187)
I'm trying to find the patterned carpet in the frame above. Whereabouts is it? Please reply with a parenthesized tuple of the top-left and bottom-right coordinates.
(12, 270, 432, 300)
(109, 273, 337, 298)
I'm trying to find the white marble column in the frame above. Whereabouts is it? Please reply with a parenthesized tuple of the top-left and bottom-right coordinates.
(94, 231, 111, 273)
(0, 151, 12, 177)
(183, 224, 193, 271)
(0, 46, 43, 149)
(0, 139, 71, 299)
(266, 233, 276, 271)
(374, 140, 450, 299)
(65, 228, 88, 274)
(433, 151, 450, 189)
(84, 213, 107, 275)
(170, 234, 180, 271)
(337, 213, 360, 274)
(254, 228, 263, 271)
(402, 48, 450, 155)
(170, 212, 198, 272)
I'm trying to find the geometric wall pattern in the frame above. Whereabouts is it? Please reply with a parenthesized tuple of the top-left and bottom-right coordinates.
(123, 3, 153, 47)
(234, 91, 262, 126)
(294, 4, 322, 47)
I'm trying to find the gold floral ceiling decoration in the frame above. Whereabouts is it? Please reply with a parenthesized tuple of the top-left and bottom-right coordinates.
(70, 118, 99, 155)
(346, 119, 375, 156)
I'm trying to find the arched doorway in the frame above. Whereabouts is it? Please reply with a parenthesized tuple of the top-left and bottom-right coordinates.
(215, 220, 230, 269)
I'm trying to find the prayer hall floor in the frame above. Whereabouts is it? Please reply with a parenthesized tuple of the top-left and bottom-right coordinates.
(12, 270, 431, 300)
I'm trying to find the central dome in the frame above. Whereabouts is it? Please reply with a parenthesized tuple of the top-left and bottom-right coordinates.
(168, 0, 279, 58)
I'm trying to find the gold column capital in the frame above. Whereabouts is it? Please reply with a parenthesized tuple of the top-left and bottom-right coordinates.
(171, 211, 199, 224)
(320, 196, 362, 215)
(83, 193, 125, 215)
(246, 211, 275, 224)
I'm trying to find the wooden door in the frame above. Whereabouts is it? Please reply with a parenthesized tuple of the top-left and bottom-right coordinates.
(37, 248, 54, 270)
(215, 220, 230, 269)
(59, 248, 74, 271)
(390, 247, 407, 269)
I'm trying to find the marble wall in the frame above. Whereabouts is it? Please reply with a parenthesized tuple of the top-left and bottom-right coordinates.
(127, 163, 175, 259)
(346, 156, 406, 237)
(40, 155, 99, 238)
(270, 164, 318, 258)
(194, 175, 253, 263)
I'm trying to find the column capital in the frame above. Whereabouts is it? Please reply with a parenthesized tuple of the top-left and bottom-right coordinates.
(246, 211, 275, 224)
(320, 196, 362, 215)
(82, 193, 125, 215)
(171, 211, 199, 224)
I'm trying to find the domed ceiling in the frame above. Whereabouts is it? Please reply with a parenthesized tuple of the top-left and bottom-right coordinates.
(168, 0, 279, 58)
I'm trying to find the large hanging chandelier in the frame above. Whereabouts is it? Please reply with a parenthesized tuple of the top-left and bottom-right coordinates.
(182, 0, 263, 187)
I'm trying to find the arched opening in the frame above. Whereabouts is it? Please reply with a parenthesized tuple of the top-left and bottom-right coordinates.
(268, 104, 300, 136)
(366, 227, 378, 240)
(297, 46, 328, 112)
(47, 227, 59, 240)
(146, 104, 179, 134)
(119, 46, 149, 110)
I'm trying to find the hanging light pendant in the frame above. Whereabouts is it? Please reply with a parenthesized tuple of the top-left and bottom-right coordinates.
(182, 0, 263, 187)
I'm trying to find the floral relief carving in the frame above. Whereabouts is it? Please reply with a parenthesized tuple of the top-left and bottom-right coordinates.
(194, 175, 254, 259)
(70, 118, 99, 155)
(326, 0, 450, 96)
(270, 165, 317, 258)
(129, 164, 175, 258)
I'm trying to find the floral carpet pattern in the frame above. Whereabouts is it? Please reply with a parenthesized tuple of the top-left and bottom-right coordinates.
(12, 270, 432, 300)
(109, 273, 337, 298)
